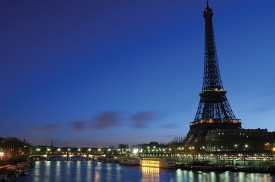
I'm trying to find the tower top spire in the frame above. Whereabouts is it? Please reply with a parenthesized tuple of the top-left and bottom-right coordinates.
(204, 0, 213, 17)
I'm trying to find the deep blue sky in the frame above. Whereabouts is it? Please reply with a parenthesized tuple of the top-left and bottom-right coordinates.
(1, 0, 274, 147)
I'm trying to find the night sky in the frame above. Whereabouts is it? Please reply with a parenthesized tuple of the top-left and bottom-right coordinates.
(1, 0, 275, 148)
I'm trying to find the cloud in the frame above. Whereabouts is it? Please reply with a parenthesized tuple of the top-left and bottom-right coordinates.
(130, 111, 157, 128)
(31, 110, 161, 133)
(31, 124, 60, 133)
(72, 121, 85, 131)
(161, 123, 179, 128)
(92, 111, 121, 130)
(251, 104, 275, 114)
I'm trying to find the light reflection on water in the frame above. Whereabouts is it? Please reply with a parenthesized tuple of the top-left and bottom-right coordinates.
(18, 160, 275, 182)
(142, 167, 159, 181)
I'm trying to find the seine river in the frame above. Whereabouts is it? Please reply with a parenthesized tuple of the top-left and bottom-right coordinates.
(18, 160, 275, 182)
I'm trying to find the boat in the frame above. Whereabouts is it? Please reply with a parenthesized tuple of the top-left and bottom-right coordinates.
(27, 160, 35, 168)
(96, 157, 104, 162)
(12, 162, 30, 176)
(140, 158, 176, 168)
(5, 170, 19, 182)
(5, 166, 19, 181)
(101, 156, 119, 163)
(179, 164, 226, 172)
(119, 158, 140, 166)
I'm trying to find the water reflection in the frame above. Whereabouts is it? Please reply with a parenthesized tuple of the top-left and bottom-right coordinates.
(86, 160, 91, 180)
(142, 167, 159, 181)
(176, 169, 183, 181)
(76, 161, 81, 182)
(93, 162, 100, 181)
(66, 161, 70, 179)
(18, 161, 275, 182)
(56, 161, 61, 180)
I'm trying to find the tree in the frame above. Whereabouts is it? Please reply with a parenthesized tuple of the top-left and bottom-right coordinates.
(118, 144, 129, 149)
(0, 137, 32, 159)
(168, 137, 184, 154)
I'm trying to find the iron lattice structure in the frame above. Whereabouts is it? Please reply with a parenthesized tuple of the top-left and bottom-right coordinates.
(184, 2, 241, 150)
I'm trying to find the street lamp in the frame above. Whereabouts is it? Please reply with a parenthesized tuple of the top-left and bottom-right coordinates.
(272, 147, 275, 164)
(234, 144, 238, 151)
(0, 152, 4, 160)
(245, 144, 248, 151)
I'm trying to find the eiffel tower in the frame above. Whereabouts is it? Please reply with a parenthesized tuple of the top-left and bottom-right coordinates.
(184, 1, 242, 151)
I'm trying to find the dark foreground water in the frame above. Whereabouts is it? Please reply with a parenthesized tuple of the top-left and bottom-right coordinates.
(18, 160, 275, 182)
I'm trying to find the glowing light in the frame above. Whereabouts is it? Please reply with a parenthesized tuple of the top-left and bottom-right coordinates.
(141, 158, 160, 167)
(133, 149, 138, 154)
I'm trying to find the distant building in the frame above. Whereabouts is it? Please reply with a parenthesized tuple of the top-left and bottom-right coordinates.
(0, 137, 5, 141)
(132, 142, 173, 157)
(204, 128, 270, 152)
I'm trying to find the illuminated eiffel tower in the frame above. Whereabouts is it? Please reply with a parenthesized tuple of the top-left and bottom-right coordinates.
(184, 1, 242, 151)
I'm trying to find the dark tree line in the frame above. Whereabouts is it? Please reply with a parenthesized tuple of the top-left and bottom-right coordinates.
(0, 137, 32, 162)
(168, 137, 185, 154)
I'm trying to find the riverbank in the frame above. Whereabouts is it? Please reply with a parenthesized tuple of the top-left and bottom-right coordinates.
(0, 156, 28, 166)
(176, 163, 275, 174)
(0, 160, 35, 181)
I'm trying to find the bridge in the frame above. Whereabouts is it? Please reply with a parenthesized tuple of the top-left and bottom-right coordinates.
(29, 145, 128, 160)
(29, 153, 106, 161)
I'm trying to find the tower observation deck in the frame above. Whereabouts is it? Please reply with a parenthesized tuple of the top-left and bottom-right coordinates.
(184, 1, 242, 149)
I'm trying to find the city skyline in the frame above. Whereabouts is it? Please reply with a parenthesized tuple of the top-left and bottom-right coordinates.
(1, 0, 275, 147)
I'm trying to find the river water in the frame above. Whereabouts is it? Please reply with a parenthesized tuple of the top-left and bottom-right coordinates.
(18, 160, 275, 182)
